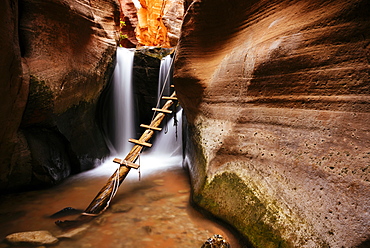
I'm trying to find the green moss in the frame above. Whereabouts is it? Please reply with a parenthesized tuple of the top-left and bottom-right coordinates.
(194, 172, 291, 248)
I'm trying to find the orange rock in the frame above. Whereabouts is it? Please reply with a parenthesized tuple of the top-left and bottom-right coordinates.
(119, 0, 184, 48)
(136, 0, 171, 47)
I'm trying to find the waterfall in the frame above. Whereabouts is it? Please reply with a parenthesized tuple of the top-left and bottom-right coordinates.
(157, 54, 172, 102)
(149, 109, 183, 157)
(152, 54, 181, 157)
(111, 47, 135, 156)
(139, 54, 183, 175)
(100, 50, 182, 179)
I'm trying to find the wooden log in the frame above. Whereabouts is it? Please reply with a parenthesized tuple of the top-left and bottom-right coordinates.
(128, 138, 152, 148)
(140, 124, 162, 131)
(55, 91, 178, 228)
(152, 108, 172, 114)
(113, 158, 140, 169)
(83, 93, 177, 214)
(162, 96, 178, 100)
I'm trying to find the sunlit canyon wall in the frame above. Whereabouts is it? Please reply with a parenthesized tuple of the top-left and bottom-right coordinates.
(118, 0, 184, 47)
(175, 0, 370, 247)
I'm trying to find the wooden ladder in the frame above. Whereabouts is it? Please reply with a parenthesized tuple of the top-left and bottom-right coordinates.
(56, 91, 179, 228)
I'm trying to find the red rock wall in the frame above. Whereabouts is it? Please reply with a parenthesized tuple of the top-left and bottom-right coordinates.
(175, 0, 370, 247)
(162, 0, 185, 47)
(0, 0, 120, 190)
(0, 0, 30, 189)
(119, 0, 139, 47)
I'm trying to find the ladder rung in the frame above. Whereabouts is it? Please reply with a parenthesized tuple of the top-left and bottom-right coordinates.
(128, 138, 152, 148)
(162, 96, 178, 100)
(152, 108, 172, 114)
(140, 124, 162, 131)
(113, 158, 140, 169)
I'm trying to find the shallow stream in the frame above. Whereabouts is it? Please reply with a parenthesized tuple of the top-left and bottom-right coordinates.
(0, 155, 242, 248)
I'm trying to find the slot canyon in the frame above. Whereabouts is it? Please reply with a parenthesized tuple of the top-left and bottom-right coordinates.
(0, 0, 369, 247)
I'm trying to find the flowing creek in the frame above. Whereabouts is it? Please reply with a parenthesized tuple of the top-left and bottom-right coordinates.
(0, 48, 243, 247)
(0, 158, 242, 247)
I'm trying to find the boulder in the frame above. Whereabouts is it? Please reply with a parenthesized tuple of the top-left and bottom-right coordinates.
(175, 0, 370, 247)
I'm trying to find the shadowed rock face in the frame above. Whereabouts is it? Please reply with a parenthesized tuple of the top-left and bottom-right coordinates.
(175, 0, 370, 247)
(0, 0, 30, 190)
(119, 0, 139, 47)
(0, 0, 119, 190)
(132, 48, 174, 129)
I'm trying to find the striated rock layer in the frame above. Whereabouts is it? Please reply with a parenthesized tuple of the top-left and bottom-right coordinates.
(175, 0, 370, 247)
(0, 0, 119, 190)
(136, 0, 171, 47)
(119, 0, 184, 48)
(119, 0, 139, 47)
(162, 0, 185, 47)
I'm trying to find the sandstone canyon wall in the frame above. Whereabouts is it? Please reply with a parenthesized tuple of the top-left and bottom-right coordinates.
(175, 0, 370, 247)
(118, 0, 139, 47)
(119, 0, 184, 48)
(0, 0, 119, 190)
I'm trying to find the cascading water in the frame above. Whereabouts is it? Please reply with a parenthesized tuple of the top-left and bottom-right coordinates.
(139, 54, 183, 175)
(157, 54, 172, 101)
(111, 47, 135, 156)
(154, 54, 181, 157)
(101, 50, 182, 179)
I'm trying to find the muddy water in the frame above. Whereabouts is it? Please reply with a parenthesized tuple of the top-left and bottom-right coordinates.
(0, 159, 242, 248)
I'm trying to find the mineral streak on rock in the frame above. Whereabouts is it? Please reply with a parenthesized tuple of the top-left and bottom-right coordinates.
(175, 0, 370, 247)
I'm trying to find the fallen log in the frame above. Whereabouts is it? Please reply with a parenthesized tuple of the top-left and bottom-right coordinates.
(56, 91, 178, 228)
